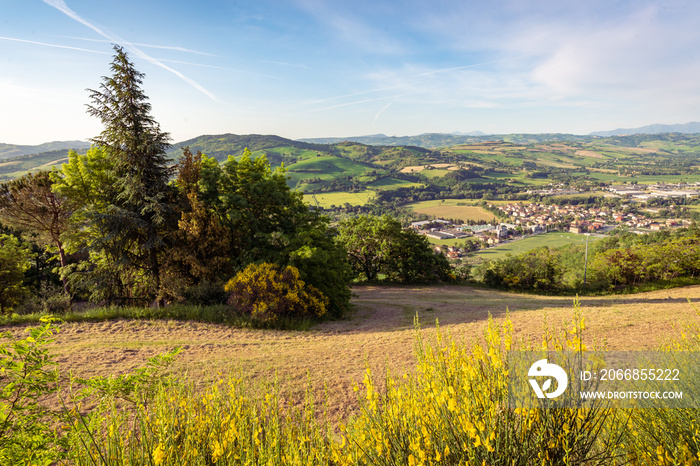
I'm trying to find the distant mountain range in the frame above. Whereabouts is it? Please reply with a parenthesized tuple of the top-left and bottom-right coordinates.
(297, 132, 488, 147)
(588, 122, 700, 137)
(298, 122, 700, 148)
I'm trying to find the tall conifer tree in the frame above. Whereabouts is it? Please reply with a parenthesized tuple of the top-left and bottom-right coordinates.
(86, 45, 174, 305)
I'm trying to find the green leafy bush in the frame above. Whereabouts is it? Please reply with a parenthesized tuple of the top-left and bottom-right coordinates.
(0, 234, 32, 315)
(17, 284, 72, 315)
(0, 318, 65, 464)
(482, 246, 564, 292)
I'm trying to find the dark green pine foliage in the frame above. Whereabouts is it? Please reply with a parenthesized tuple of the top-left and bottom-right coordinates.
(86, 45, 175, 304)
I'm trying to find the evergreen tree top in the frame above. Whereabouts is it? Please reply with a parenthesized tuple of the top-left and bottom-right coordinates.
(86, 45, 173, 209)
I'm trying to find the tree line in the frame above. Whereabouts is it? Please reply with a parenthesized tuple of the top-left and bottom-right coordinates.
(475, 227, 700, 293)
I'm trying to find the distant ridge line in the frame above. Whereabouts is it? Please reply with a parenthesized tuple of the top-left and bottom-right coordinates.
(588, 122, 700, 137)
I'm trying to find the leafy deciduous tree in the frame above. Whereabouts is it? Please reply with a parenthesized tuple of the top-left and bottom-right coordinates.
(0, 171, 72, 294)
(0, 234, 32, 314)
(164, 148, 232, 297)
(195, 151, 351, 315)
(337, 215, 401, 282)
(337, 215, 452, 284)
(386, 230, 453, 284)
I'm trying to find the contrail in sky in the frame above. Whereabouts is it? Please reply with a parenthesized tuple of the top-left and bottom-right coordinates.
(0, 36, 109, 54)
(65, 36, 216, 56)
(373, 97, 397, 125)
(42, 0, 218, 101)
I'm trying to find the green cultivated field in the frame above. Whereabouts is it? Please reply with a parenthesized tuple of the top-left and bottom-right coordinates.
(304, 191, 374, 208)
(472, 232, 602, 261)
(287, 156, 371, 178)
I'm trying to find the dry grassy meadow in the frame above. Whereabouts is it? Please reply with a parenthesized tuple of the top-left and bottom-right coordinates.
(39, 284, 700, 423)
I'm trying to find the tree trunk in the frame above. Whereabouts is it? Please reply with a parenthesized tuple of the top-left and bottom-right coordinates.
(151, 248, 164, 308)
(56, 240, 70, 296)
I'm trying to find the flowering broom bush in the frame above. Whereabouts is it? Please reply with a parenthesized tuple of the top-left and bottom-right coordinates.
(339, 308, 627, 466)
(224, 263, 329, 323)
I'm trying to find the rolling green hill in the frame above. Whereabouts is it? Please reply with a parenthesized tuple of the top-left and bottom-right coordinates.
(166, 134, 330, 164)
(0, 141, 90, 160)
(3, 133, 700, 195)
(0, 149, 80, 181)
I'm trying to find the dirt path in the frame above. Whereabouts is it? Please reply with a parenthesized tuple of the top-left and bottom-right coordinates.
(21, 285, 700, 421)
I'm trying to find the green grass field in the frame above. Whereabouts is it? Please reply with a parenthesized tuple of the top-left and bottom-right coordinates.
(285, 156, 377, 189)
(423, 236, 476, 247)
(471, 232, 601, 261)
(418, 169, 451, 178)
(304, 190, 375, 208)
(287, 156, 371, 178)
(252, 146, 321, 160)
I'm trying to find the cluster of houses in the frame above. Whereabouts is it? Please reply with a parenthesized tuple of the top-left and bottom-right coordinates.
(411, 199, 695, 258)
(496, 203, 611, 233)
(496, 200, 695, 233)
(409, 182, 700, 259)
(526, 188, 580, 196)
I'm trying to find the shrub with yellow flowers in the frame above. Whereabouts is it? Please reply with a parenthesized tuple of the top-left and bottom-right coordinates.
(341, 303, 629, 466)
(224, 262, 329, 323)
(623, 302, 700, 465)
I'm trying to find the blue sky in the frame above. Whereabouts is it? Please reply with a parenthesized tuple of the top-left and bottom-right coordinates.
(2, 0, 700, 144)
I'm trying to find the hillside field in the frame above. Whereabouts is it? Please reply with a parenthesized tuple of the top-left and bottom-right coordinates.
(31, 284, 700, 422)
(304, 191, 374, 208)
(406, 199, 497, 222)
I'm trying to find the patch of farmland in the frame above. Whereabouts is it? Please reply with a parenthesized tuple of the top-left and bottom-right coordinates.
(399, 163, 461, 174)
(408, 203, 496, 222)
(305, 191, 374, 208)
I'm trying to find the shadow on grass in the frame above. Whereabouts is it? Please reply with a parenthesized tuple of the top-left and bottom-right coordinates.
(0, 304, 317, 331)
(342, 282, 700, 334)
